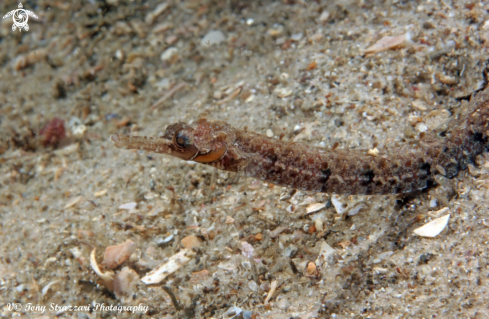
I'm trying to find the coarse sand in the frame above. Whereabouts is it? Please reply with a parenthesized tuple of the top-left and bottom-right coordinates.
(1, 0, 489, 318)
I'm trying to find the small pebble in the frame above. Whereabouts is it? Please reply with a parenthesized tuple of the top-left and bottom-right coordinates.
(181, 235, 202, 249)
(241, 241, 254, 259)
(416, 123, 428, 133)
(305, 261, 317, 276)
(291, 33, 303, 41)
(268, 24, 284, 37)
(115, 49, 124, 60)
(201, 30, 225, 46)
(318, 11, 330, 22)
(102, 239, 136, 269)
(160, 47, 178, 61)
(429, 198, 438, 208)
(113, 267, 140, 300)
(348, 204, 364, 216)
(119, 202, 137, 210)
(225, 215, 235, 224)
(274, 87, 293, 98)
(412, 100, 427, 111)
(94, 189, 108, 198)
(367, 148, 379, 157)
(315, 219, 324, 232)
(283, 244, 297, 258)
(248, 280, 258, 292)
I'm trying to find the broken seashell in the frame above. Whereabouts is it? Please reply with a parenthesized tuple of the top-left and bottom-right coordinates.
(413, 214, 450, 238)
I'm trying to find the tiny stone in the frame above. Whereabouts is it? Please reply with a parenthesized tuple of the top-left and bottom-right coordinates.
(181, 235, 202, 249)
(274, 87, 293, 98)
(416, 123, 428, 133)
(119, 202, 137, 210)
(423, 21, 435, 29)
(367, 148, 379, 157)
(201, 30, 226, 46)
(412, 100, 427, 111)
(319, 11, 330, 22)
(115, 50, 124, 60)
(284, 244, 298, 258)
(248, 280, 258, 292)
(430, 198, 438, 208)
(268, 24, 284, 37)
(160, 47, 178, 61)
(277, 297, 290, 310)
(291, 33, 303, 41)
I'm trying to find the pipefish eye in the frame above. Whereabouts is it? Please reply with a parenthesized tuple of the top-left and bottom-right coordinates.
(174, 131, 191, 149)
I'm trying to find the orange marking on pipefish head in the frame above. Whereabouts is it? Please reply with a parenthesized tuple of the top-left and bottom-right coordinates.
(193, 146, 227, 163)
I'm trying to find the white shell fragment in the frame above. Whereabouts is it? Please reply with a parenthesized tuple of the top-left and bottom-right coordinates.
(41, 280, 60, 297)
(141, 249, 196, 285)
(118, 202, 137, 210)
(94, 189, 108, 198)
(223, 306, 243, 318)
(318, 11, 330, 22)
(348, 204, 364, 216)
(331, 195, 346, 214)
(315, 241, 335, 268)
(72, 124, 87, 136)
(160, 47, 178, 61)
(314, 219, 324, 232)
(64, 196, 83, 209)
(241, 241, 254, 259)
(413, 214, 450, 238)
(90, 249, 114, 289)
(274, 86, 293, 98)
(306, 202, 326, 215)
(145, 2, 169, 24)
(364, 32, 411, 54)
(264, 279, 279, 304)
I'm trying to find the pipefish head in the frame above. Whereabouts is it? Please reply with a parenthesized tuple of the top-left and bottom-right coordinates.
(163, 118, 229, 163)
(111, 118, 231, 163)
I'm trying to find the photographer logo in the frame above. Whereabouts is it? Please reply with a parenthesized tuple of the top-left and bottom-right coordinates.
(3, 3, 38, 32)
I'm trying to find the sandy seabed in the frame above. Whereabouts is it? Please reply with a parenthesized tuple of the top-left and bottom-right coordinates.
(1, 0, 489, 318)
